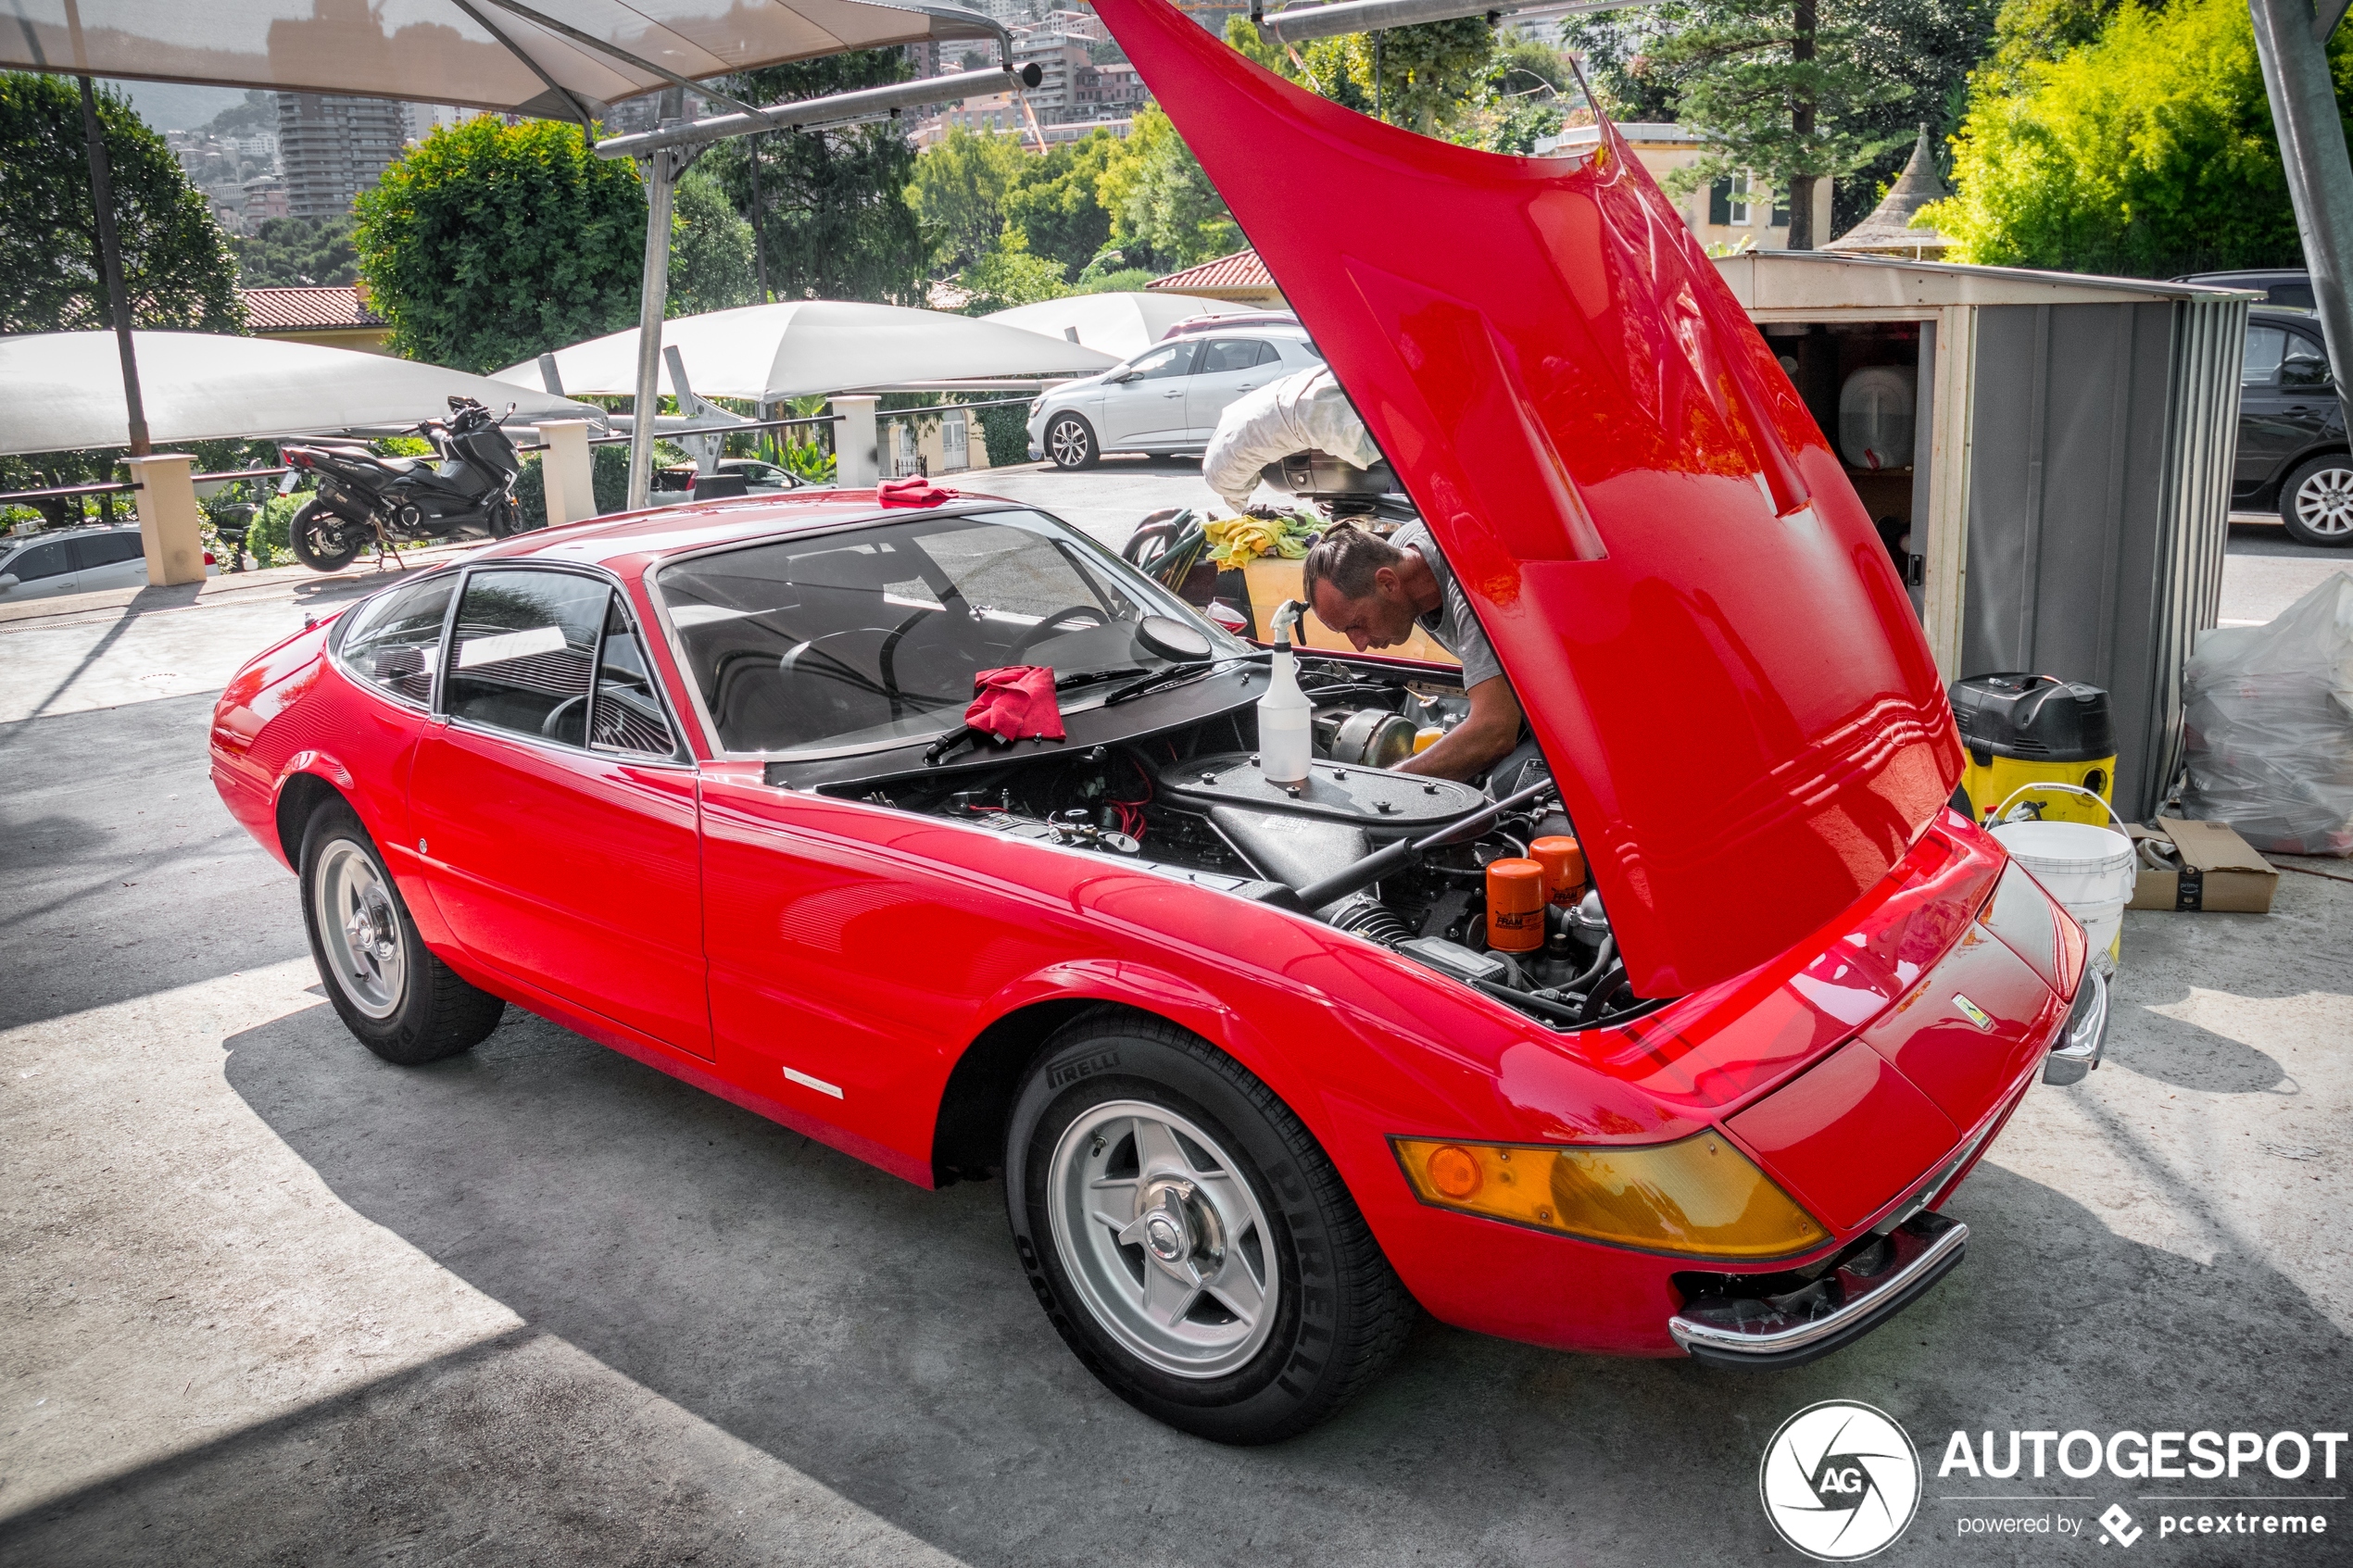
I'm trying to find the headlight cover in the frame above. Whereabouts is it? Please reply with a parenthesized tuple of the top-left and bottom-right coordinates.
(1392, 1132, 1831, 1259)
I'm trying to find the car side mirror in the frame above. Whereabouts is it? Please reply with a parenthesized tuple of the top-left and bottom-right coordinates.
(1110, 369, 1141, 383)
(0, 573, 18, 591)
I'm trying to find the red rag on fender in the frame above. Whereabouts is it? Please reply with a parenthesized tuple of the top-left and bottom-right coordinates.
(876, 476, 956, 508)
(965, 665, 1065, 742)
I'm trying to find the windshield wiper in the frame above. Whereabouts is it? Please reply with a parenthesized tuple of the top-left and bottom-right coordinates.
(1101, 653, 1266, 708)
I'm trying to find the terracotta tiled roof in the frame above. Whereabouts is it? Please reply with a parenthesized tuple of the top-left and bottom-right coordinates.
(240, 284, 385, 332)
(1147, 248, 1273, 293)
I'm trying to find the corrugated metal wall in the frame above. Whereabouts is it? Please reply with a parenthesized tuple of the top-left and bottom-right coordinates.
(1961, 296, 2247, 818)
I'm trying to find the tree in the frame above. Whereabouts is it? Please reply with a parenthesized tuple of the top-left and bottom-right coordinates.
(354, 117, 644, 371)
(1566, 0, 1991, 236)
(0, 72, 242, 335)
(202, 89, 277, 139)
(958, 231, 1073, 313)
(670, 165, 756, 315)
(905, 126, 1028, 272)
(233, 216, 359, 287)
(1001, 130, 1121, 277)
(1222, 16, 1569, 154)
(1098, 107, 1240, 270)
(1640, 0, 1911, 248)
(1924, 0, 2353, 275)
(704, 50, 928, 305)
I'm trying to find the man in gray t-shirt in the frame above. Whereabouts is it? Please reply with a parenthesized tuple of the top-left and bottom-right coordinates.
(1300, 521, 1525, 784)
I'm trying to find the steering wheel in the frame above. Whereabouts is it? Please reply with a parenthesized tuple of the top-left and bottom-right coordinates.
(1010, 604, 1110, 659)
(540, 692, 589, 739)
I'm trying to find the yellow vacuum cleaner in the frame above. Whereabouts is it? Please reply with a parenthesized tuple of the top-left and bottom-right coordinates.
(1950, 674, 2117, 826)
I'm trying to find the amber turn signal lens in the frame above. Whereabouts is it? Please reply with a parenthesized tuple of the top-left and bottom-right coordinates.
(1425, 1144, 1483, 1200)
(1391, 1133, 1831, 1260)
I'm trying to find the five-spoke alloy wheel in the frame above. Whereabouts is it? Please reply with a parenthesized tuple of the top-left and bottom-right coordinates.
(1006, 1011, 1415, 1444)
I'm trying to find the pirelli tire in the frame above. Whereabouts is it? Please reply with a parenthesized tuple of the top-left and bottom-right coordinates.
(1003, 1010, 1416, 1444)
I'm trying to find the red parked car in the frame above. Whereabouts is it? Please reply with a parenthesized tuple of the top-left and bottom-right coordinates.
(209, 0, 2101, 1447)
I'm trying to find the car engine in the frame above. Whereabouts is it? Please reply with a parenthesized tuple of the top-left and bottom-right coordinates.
(837, 655, 1655, 1030)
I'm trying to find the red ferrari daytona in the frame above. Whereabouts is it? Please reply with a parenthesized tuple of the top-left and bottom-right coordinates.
(210, 0, 2101, 1446)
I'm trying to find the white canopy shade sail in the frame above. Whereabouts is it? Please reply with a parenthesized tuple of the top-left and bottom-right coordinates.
(2, 0, 997, 120)
(495, 300, 1122, 403)
(983, 293, 1265, 361)
(0, 332, 598, 457)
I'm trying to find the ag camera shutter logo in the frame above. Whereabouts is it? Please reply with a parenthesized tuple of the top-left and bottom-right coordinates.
(1760, 1400, 1922, 1561)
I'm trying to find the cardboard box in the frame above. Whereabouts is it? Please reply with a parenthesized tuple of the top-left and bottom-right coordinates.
(2125, 818, 2278, 913)
(1240, 557, 1458, 665)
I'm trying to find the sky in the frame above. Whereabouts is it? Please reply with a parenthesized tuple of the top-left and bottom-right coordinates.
(102, 81, 253, 133)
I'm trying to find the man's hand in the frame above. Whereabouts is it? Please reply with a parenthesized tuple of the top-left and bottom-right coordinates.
(1397, 674, 1521, 782)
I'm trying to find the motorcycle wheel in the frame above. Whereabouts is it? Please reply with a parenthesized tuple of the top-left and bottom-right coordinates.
(487, 494, 527, 537)
(291, 498, 366, 573)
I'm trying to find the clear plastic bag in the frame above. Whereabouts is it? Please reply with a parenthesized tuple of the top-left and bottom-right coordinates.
(2179, 571, 2353, 856)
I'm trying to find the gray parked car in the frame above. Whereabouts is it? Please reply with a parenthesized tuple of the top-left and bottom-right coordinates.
(1026, 326, 1326, 470)
(0, 524, 161, 602)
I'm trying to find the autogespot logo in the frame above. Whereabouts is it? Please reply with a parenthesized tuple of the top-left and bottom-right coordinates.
(1760, 1400, 1924, 1561)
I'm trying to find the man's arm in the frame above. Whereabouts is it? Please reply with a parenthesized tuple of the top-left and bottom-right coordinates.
(1397, 673, 1521, 782)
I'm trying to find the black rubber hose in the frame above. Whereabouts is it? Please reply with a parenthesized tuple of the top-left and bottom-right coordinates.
(1566, 935, 1617, 995)
(1471, 978, 1585, 1026)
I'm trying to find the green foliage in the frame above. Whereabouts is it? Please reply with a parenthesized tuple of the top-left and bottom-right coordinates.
(0, 72, 244, 335)
(977, 403, 1033, 467)
(957, 232, 1072, 314)
(233, 216, 359, 287)
(513, 443, 636, 528)
(1927, 0, 2347, 275)
(203, 90, 276, 139)
(907, 127, 1029, 272)
(1002, 132, 1121, 277)
(354, 117, 645, 372)
(670, 164, 756, 315)
(1642, 0, 1913, 244)
(1099, 107, 1240, 271)
(1565, 0, 1997, 234)
(705, 51, 928, 305)
(1221, 16, 1571, 154)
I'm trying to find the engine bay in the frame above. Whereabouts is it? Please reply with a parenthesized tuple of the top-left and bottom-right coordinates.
(828, 654, 1662, 1031)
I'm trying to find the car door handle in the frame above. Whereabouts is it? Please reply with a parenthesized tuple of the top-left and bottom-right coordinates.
(1163, 389, 1184, 397)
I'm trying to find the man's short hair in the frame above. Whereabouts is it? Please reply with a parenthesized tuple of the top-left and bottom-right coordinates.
(1302, 521, 1403, 606)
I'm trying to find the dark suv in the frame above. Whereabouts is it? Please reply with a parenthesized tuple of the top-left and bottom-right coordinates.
(2233, 305, 2353, 546)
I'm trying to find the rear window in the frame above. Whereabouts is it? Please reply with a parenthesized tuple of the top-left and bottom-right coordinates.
(658, 508, 1235, 756)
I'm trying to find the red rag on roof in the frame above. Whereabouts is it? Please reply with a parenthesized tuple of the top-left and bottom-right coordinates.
(965, 665, 1065, 743)
(876, 476, 957, 507)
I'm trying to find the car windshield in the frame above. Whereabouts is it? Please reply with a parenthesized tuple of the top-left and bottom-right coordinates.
(657, 507, 1243, 756)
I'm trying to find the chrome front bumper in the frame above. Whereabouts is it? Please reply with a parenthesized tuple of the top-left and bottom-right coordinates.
(2043, 968, 2107, 1085)
(1667, 1212, 1969, 1369)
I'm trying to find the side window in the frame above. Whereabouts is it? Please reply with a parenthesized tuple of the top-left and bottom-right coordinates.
(337, 573, 456, 707)
(2281, 332, 2331, 389)
(1127, 341, 1200, 381)
(1296, 339, 1327, 361)
(589, 596, 681, 758)
(445, 570, 606, 741)
(1252, 339, 1284, 368)
(6, 541, 71, 582)
(1198, 339, 1263, 374)
(70, 532, 145, 570)
(2244, 325, 2287, 386)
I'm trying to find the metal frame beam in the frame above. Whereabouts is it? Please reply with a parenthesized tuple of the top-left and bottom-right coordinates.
(1254, 0, 1664, 44)
(594, 61, 1041, 158)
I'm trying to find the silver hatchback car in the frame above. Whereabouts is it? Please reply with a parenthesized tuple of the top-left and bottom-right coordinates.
(1026, 327, 1326, 470)
(0, 524, 156, 603)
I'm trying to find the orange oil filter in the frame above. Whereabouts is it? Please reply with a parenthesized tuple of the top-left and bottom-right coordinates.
(1485, 858, 1546, 952)
(1529, 834, 1586, 908)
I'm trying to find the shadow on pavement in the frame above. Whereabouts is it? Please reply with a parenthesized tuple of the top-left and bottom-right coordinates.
(6, 997, 2345, 1567)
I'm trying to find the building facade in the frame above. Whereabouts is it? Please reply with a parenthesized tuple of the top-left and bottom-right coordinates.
(274, 93, 409, 219)
(1539, 122, 1834, 253)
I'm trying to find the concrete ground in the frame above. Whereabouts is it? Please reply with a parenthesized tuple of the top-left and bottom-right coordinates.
(4, 482, 2350, 1566)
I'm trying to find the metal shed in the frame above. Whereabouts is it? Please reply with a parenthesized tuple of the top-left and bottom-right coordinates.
(1714, 252, 2253, 819)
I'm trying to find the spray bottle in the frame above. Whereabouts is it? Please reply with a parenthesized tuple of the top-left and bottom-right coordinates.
(1258, 599, 1313, 784)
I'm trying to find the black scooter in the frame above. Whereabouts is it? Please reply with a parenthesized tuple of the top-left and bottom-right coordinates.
(280, 396, 529, 571)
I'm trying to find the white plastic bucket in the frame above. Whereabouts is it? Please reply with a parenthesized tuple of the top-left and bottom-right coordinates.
(1986, 784, 2136, 976)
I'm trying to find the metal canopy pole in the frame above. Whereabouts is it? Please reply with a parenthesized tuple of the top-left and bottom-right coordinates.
(2249, 0, 2353, 433)
(77, 75, 148, 457)
(627, 87, 695, 512)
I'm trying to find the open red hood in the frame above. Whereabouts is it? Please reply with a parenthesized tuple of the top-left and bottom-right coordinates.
(1097, 0, 1962, 996)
